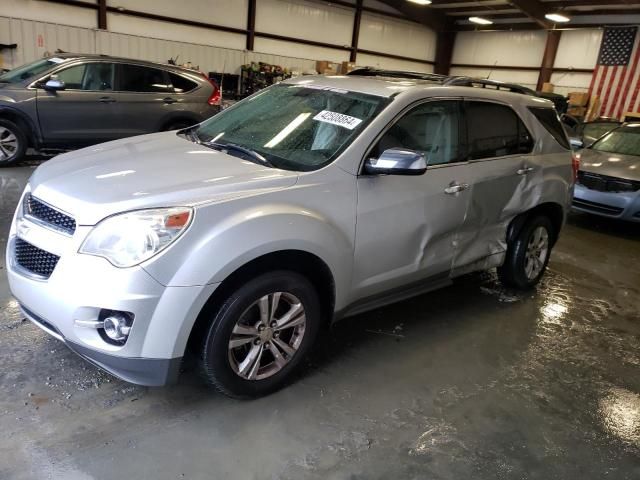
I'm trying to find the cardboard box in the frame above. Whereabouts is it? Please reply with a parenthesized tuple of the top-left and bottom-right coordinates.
(568, 92, 590, 107)
(321, 69, 338, 75)
(316, 61, 336, 73)
(585, 95, 600, 121)
(340, 61, 356, 74)
(567, 106, 587, 118)
(541, 82, 554, 93)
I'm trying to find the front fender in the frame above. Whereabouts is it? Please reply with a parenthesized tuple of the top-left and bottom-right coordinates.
(142, 203, 354, 310)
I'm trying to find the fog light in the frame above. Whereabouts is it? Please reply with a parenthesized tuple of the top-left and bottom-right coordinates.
(102, 314, 131, 342)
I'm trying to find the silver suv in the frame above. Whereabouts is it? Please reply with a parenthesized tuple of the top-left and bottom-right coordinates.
(6, 72, 575, 398)
(0, 54, 221, 165)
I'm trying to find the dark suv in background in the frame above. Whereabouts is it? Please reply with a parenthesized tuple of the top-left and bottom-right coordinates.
(0, 54, 221, 165)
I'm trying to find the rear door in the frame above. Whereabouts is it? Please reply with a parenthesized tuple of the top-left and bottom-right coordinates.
(353, 99, 472, 299)
(453, 100, 536, 272)
(114, 63, 175, 135)
(36, 62, 120, 144)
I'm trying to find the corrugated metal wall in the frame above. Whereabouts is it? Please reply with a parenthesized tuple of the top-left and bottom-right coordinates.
(0, 16, 317, 74)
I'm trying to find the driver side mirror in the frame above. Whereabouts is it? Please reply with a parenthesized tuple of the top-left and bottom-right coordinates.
(569, 137, 584, 150)
(363, 148, 427, 176)
(43, 76, 65, 91)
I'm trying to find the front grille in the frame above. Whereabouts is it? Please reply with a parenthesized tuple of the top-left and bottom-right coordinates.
(577, 172, 640, 193)
(14, 238, 60, 278)
(572, 198, 624, 216)
(24, 194, 76, 235)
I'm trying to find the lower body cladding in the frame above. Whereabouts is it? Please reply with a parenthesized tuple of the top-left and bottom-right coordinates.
(572, 183, 640, 222)
(7, 236, 218, 386)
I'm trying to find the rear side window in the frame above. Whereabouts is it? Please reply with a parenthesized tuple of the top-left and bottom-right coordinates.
(169, 73, 198, 93)
(466, 101, 534, 159)
(119, 64, 171, 93)
(528, 107, 570, 150)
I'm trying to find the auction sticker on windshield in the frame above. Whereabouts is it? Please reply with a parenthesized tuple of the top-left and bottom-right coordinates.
(313, 110, 362, 130)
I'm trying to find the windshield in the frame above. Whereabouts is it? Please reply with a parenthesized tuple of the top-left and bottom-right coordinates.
(0, 57, 70, 84)
(591, 126, 640, 156)
(194, 84, 390, 171)
(583, 122, 619, 140)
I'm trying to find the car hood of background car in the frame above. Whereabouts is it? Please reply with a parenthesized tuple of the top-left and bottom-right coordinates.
(29, 132, 299, 225)
(579, 148, 640, 182)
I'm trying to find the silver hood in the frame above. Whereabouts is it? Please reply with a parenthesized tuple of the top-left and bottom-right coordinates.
(580, 148, 640, 182)
(29, 132, 299, 225)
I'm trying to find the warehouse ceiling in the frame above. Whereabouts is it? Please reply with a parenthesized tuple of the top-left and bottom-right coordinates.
(376, 0, 640, 31)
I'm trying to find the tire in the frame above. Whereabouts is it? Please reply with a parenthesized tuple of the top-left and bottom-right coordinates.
(0, 119, 27, 166)
(497, 215, 554, 290)
(200, 271, 321, 398)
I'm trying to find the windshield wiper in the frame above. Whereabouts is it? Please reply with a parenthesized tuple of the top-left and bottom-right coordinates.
(203, 141, 274, 167)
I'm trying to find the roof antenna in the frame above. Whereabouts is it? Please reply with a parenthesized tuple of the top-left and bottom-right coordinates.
(486, 60, 497, 80)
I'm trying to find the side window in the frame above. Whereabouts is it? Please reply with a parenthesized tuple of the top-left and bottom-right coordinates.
(54, 64, 86, 89)
(528, 107, 570, 149)
(466, 102, 533, 160)
(53, 63, 115, 91)
(169, 72, 198, 93)
(119, 64, 171, 93)
(374, 100, 462, 165)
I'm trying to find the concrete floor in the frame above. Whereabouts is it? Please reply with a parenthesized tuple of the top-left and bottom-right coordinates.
(0, 160, 639, 480)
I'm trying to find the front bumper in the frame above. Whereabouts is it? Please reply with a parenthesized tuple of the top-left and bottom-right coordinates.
(572, 183, 640, 222)
(7, 212, 218, 386)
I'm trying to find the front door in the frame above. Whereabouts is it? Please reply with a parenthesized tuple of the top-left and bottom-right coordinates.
(352, 99, 471, 299)
(36, 62, 120, 145)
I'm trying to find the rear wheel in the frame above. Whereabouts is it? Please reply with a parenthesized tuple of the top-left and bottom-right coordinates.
(162, 120, 195, 131)
(498, 215, 554, 289)
(0, 119, 27, 166)
(200, 271, 321, 398)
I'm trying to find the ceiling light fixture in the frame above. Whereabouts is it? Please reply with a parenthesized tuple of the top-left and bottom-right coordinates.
(469, 16, 493, 25)
(545, 13, 571, 23)
(407, 0, 432, 5)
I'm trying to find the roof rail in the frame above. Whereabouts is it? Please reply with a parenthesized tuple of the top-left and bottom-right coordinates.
(346, 67, 447, 83)
(443, 76, 535, 95)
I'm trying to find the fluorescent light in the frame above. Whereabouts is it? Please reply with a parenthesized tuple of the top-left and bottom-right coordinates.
(469, 16, 493, 25)
(407, 0, 432, 5)
(545, 13, 570, 23)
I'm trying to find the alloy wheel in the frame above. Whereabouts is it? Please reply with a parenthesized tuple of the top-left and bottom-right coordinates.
(0, 126, 18, 161)
(524, 226, 549, 280)
(228, 292, 306, 381)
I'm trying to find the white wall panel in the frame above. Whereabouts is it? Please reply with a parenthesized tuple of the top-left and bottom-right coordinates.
(359, 12, 436, 61)
(453, 31, 546, 68)
(356, 53, 433, 73)
(256, 0, 354, 46)
(449, 66, 539, 90)
(112, 0, 248, 29)
(550, 72, 592, 95)
(554, 29, 602, 70)
(254, 37, 350, 64)
(107, 14, 245, 50)
(0, 0, 96, 29)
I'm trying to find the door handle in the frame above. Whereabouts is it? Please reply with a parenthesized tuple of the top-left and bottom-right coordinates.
(517, 166, 534, 175)
(163, 97, 178, 104)
(99, 96, 116, 103)
(444, 182, 470, 195)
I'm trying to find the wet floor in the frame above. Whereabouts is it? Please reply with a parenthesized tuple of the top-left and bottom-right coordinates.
(0, 160, 639, 479)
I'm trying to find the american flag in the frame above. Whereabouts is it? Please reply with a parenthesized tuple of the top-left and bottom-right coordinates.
(590, 26, 640, 119)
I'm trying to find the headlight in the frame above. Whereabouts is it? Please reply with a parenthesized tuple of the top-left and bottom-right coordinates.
(79, 207, 193, 267)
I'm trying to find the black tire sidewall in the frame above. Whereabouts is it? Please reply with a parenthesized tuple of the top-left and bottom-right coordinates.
(0, 119, 26, 166)
(201, 271, 321, 398)
(509, 216, 554, 289)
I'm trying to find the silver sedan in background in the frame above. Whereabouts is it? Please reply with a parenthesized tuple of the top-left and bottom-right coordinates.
(573, 124, 640, 222)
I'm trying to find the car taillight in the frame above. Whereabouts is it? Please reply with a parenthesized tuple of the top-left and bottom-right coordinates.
(203, 74, 221, 106)
(572, 152, 580, 183)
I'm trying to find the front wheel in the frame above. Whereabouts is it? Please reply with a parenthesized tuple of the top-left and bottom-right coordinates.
(0, 119, 27, 166)
(498, 215, 554, 289)
(200, 271, 321, 398)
